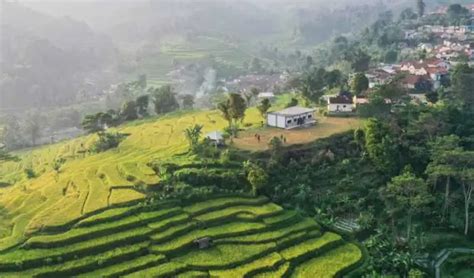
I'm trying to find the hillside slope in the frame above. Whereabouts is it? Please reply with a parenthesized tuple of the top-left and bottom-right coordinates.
(0, 109, 263, 251)
(0, 195, 362, 277)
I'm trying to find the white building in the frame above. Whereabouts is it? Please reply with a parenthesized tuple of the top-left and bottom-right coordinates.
(257, 92, 275, 100)
(327, 95, 355, 113)
(267, 106, 316, 129)
(205, 131, 224, 146)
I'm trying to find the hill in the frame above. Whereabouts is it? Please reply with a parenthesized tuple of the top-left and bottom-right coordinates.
(0, 103, 361, 252)
(0, 195, 362, 277)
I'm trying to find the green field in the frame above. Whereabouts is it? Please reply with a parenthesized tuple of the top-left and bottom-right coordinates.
(0, 196, 362, 277)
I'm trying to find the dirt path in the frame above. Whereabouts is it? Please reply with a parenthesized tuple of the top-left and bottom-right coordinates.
(233, 117, 363, 151)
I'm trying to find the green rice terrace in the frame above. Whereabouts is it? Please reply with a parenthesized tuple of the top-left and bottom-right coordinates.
(0, 195, 362, 277)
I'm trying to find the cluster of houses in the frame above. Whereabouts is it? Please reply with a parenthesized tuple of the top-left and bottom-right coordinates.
(365, 57, 449, 92)
(222, 72, 290, 94)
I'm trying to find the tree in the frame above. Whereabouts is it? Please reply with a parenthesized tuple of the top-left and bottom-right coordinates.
(447, 4, 469, 21)
(91, 132, 127, 153)
(426, 135, 462, 220)
(364, 118, 400, 174)
(416, 0, 425, 18)
(399, 8, 418, 21)
(346, 49, 371, 72)
(380, 168, 432, 239)
(120, 100, 138, 121)
(81, 114, 103, 134)
(384, 50, 398, 64)
(52, 157, 66, 173)
(257, 98, 271, 119)
(183, 124, 203, 153)
(228, 93, 247, 124)
(218, 101, 232, 128)
(182, 94, 195, 110)
(250, 87, 260, 98)
(0, 147, 18, 162)
(25, 113, 41, 146)
(451, 63, 474, 105)
(243, 161, 268, 196)
(136, 95, 149, 117)
(351, 73, 369, 95)
(152, 85, 179, 114)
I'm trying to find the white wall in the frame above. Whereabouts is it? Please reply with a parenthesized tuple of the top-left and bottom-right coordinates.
(328, 104, 353, 112)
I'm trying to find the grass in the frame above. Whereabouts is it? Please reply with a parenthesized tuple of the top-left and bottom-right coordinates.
(0, 196, 363, 276)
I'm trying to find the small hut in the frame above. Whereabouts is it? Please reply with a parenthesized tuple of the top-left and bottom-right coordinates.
(205, 131, 225, 146)
(193, 237, 213, 249)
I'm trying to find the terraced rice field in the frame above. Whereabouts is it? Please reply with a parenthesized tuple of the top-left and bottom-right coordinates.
(135, 36, 253, 88)
(0, 109, 263, 251)
(0, 196, 362, 277)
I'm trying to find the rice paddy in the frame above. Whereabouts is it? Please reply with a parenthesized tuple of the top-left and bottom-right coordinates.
(0, 196, 362, 277)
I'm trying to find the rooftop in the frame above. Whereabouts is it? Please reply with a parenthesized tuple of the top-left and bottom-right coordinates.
(269, 106, 315, 116)
(206, 131, 224, 141)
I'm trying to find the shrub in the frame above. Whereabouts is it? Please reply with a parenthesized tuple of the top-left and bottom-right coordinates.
(91, 132, 127, 153)
(24, 168, 36, 179)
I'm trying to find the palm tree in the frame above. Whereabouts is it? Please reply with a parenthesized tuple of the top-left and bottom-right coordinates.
(184, 124, 203, 152)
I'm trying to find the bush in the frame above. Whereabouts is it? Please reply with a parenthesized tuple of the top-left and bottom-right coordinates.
(91, 132, 127, 153)
(24, 168, 36, 179)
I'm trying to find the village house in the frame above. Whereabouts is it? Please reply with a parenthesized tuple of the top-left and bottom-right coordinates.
(205, 131, 225, 146)
(327, 92, 355, 114)
(400, 74, 432, 91)
(257, 92, 275, 100)
(267, 106, 316, 129)
(365, 69, 394, 88)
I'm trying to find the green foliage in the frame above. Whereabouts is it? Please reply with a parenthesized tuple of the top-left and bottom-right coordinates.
(52, 157, 66, 173)
(151, 85, 179, 115)
(380, 167, 433, 239)
(181, 94, 194, 110)
(351, 73, 369, 95)
(257, 98, 271, 118)
(91, 132, 127, 153)
(244, 161, 269, 196)
(364, 118, 400, 174)
(24, 168, 36, 179)
(183, 124, 203, 153)
(120, 100, 138, 121)
(452, 63, 474, 105)
(135, 95, 149, 117)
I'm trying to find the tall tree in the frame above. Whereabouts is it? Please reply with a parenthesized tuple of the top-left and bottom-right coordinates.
(218, 101, 232, 128)
(228, 93, 247, 124)
(152, 85, 179, 114)
(416, 0, 425, 18)
(257, 98, 271, 119)
(380, 168, 432, 239)
(426, 135, 462, 220)
(452, 63, 474, 105)
(364, 118, 400, 174)
(136, 95, 149, 117)
(351, 73, 369, 95)
(184, 124, 203, 153)
(120, 100, 138, 121)
(243, 161, 268, 196)
(25, 113, 41, 146)
(182, 94, 195, 110)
